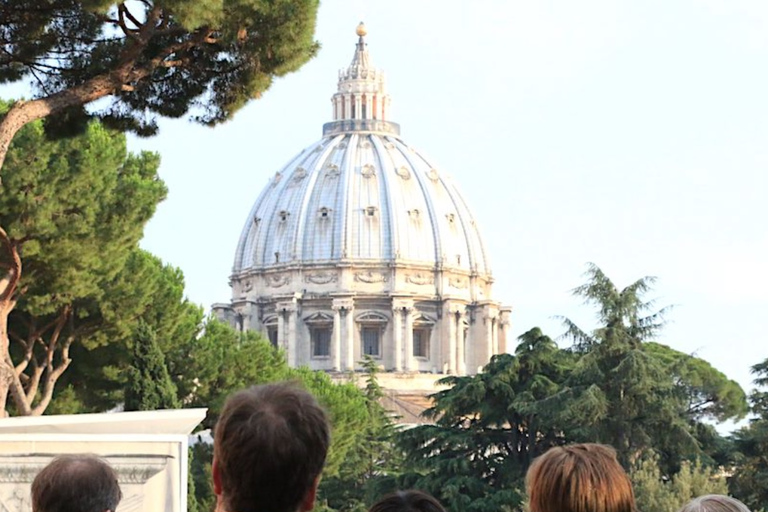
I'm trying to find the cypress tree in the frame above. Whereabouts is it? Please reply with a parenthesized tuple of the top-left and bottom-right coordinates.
(123, 321, 180, 411)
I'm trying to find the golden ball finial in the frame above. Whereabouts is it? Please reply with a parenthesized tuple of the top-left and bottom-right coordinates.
(356, 22, 367, 37)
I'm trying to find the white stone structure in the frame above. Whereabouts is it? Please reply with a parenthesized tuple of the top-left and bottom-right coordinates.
(214, 24, 511, 381)
(0, 408, 206, 512)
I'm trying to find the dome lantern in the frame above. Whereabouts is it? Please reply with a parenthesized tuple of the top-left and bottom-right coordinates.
(324, 23, 399, 137)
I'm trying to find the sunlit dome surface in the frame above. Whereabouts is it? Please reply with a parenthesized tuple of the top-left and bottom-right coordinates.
(233, 26, 491, 279)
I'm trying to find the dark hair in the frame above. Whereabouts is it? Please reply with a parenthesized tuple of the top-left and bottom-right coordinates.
(214, 382, 331, 512)
(526, 443, 635, 512)
(369, 490, 447, 512)
(31, 454, 122, 512)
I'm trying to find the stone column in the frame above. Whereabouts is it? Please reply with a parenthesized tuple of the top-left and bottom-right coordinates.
(277, 311, 286, 351)
(445, 306, 458, 375)
(276, 300, 299, 367)
(364, 93, 372, 119)
(345, 303, 355, 370)
(499, 307, 512, 354)
(404, 306, 415, 372)
(354, 95, 362, 120)
(492, 317, 499, 355)
(332, 305, 342, 371)
(485, 314, 495, 365)
(240, 304, 252, 332)
(392, 306, 403, 372)
(456, 314, 466, 376)
(344, 95, 351, 119)
(287, 305, 298, 367)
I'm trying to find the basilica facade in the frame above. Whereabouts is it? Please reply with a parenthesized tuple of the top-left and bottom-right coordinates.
(214, 24, 511, 384)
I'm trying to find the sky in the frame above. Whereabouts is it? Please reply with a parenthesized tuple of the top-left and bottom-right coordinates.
(4, 1, 768, 410)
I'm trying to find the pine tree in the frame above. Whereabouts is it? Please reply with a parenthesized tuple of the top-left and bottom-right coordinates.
(123, 321, 180, 411)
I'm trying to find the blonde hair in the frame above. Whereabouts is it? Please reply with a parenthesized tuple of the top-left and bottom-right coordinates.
(678, 495, 751, 512)
(526, 443, 635, 512)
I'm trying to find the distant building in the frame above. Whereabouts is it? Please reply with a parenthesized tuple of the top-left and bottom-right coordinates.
(214, 23, 511, 393)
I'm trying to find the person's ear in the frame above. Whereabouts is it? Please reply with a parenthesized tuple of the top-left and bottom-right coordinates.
(212, 457, 222, 496)
(300, 476, 321, 512)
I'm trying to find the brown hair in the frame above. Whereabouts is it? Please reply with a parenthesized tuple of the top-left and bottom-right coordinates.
(214, 382, 331, 512)
(369, 490, 447, 512)
(526, 443, 635, 512)
(31, 454, 122, 512)
(678, 495, 751, 512)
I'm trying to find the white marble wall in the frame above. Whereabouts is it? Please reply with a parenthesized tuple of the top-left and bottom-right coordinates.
(0, 409, 206, 512)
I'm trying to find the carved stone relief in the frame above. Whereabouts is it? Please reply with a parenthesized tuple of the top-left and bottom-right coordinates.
(427, 168, 440, 182)
(304, 272, 338, 285)
(361, 164, 376, 178)
(354, 271, 388, 283)
(449, 277, 469, 289)
(266, 274, 291, 288)
(396, 166, 411, 180)
(406, 272, 434, 285)
(325, 163, 340, 179)
(291, 167, 307, 183)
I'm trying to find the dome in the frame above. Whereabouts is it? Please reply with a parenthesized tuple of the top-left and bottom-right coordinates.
(233, 134, 491, 277)
(217, 24, 510, 379)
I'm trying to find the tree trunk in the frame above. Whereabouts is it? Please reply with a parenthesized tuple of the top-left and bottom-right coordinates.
(0, 301, 13, 417)
(0, 228, 21, 416)
(0, 75, 117, 177)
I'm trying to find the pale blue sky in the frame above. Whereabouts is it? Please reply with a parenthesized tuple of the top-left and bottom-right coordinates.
(4, 1, 768, 412)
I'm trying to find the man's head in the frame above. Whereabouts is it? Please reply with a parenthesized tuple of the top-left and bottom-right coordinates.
(31, 454, 122, 512)
(526, 443, 635, 512)
(213, 382, 331, 512)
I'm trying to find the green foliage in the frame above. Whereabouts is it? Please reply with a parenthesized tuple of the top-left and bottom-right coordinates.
(728, 358, 768, 510)
(168, 318, 287, 428)
(397, 329, 574, 512)
(559, 264, 698, 469)
(631, 452, 727, 512)
(52, 249, 203, 413)
(645, 342, 748, 423)
(124, 321, 180, 411)
(317, 357, 401, 512)
(189, 442, 215, 512)
(0, 112, 166, 415)
(1, 0, 320, 136)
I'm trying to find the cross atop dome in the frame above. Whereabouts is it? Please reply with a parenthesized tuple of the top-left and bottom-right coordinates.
(324, 22, 400, 136)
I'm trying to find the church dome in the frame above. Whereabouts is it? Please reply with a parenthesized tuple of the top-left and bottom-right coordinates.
(233, 27, 491, 279)
(217, 24, 510, 379)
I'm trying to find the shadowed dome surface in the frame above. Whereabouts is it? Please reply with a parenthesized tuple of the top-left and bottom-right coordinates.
(233, 25, 491, 279)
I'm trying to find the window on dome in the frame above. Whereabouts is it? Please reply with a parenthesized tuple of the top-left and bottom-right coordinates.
(365, 206, 377, 217)
(361, 327, 381, 357)
(279, 210, 289, 222)
(319, 207, 329, 218)
(311, 327, 332, 358)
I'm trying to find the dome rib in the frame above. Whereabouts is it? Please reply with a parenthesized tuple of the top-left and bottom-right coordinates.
(293, 136, 340, 263)
(390, 138, 443, 268)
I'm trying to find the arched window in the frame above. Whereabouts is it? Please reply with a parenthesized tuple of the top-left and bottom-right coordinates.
(356, 312, 388, 358)
(263, 316, 278, 348)
(304, 313, 334, 358)
(412, 314, 435, 358)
